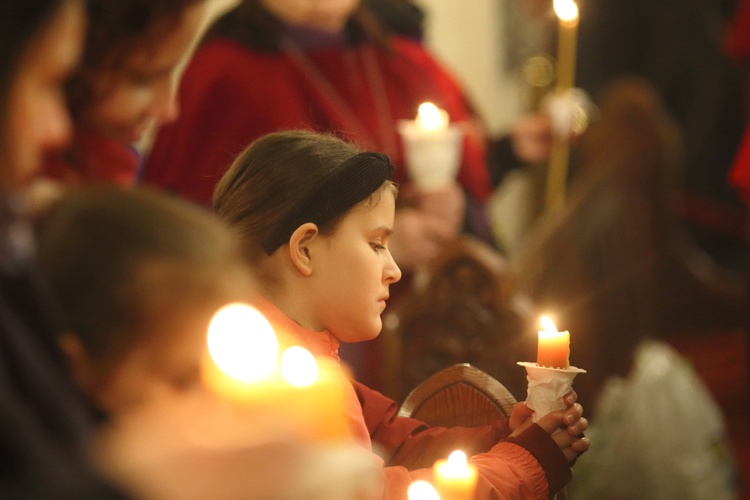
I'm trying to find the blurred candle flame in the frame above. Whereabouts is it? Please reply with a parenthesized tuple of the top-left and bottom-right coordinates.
(446, 450, 469, 471)
(408, 480, 441, 500)
(553, 0, 578, 23)
(281, 346, 318, 387)
(416, 102, 449, 130)
(207, 303, 278, 383)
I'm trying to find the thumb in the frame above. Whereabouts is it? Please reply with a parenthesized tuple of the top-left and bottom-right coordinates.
(509, 403, 534, 435)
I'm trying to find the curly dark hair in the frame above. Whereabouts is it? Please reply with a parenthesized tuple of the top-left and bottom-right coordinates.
(66, 0, 204, 117)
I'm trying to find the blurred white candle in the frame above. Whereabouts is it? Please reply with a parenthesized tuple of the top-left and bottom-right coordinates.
(433, 450, 477, 499)
(398, 102, 463, 191)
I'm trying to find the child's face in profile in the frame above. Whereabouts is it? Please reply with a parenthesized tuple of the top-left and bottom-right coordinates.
(307, 187, 402, 343)
(81, 266, 254, 416)
(81, 2, 206, 144)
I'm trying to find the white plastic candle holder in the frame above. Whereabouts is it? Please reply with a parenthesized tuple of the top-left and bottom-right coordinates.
(517, 362, 586, 422)
(397, 120, 463, 191)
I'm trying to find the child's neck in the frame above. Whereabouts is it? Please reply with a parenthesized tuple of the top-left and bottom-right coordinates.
(259, 287, 326, 333)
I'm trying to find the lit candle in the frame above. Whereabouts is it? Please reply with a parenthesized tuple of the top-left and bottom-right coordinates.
(397, 102, 463, 191)
(537, 316, 570, 369)
(415, 102, 450, 131)
(546, 0, 579, 211)
(433, 450, 477, 500)
(553, 0, 579, 92)
(201, 303, 351, 442)
(408, 481, 441, 500)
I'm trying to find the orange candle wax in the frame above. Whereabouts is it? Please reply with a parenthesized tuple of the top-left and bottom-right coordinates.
(537, 316, 570, 369)
(433, 450, 477, 500)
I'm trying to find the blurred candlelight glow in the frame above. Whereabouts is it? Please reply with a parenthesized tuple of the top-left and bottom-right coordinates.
(445, 450, 469, 472)
(281, 346, 318, 387)
(408, 480, 441, 500)
(433, 449, 477, 499)
(553, 0, 578, 22)
(207, 303, 278, 382)
(416, 102, 449, 130)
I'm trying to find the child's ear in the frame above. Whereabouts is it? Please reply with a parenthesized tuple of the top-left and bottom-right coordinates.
(288, 222, 319, 277)
(58, 332, 96, 394)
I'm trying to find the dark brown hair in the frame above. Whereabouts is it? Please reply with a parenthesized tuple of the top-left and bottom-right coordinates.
(213, 130, 396, 266)
(36, 185, 251, 366)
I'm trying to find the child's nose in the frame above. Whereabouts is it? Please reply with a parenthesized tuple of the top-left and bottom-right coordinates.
(384, 254, 402, 284)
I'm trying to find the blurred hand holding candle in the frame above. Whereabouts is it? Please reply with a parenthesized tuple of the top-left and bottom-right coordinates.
(398, 102, 463, 191)
(201, 303, 351, 443)
(433, 450, 477, 500)
(518, 316, 585, 422)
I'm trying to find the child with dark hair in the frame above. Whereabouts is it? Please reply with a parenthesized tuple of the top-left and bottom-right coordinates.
(36, 184, 384, 500)
(42, 0, 208, 186)
(213, 129, 590, 500)
(36, 186, 255, 416)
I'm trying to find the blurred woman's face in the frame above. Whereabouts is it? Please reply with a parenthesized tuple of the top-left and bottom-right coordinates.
(260, 0, 360, 32)
(3, 1, 84, 189)
(80, 1, 207, 144)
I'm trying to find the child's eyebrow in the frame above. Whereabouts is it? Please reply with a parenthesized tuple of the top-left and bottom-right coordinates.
(372, 226, 393, 236)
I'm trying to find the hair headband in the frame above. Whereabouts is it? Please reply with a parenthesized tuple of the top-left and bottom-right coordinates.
(261, 151, 395, 255)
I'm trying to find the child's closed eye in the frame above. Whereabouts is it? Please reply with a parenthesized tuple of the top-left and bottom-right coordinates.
(370, 242, 385, 252)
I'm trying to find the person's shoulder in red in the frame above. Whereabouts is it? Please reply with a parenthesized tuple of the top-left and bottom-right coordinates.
(42, 128, 139, 187)
(142, 38, 313, 205)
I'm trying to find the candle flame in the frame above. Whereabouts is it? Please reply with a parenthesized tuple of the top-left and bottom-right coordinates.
(407, 480, 441, 500)
(416, 102, 448, 130)
(553, 0, 578, 22)
(446, 450, 468, 468)
(207, 303, 278, 383)
(540, 316, 558, 333)
(281, 346, 318, 387)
